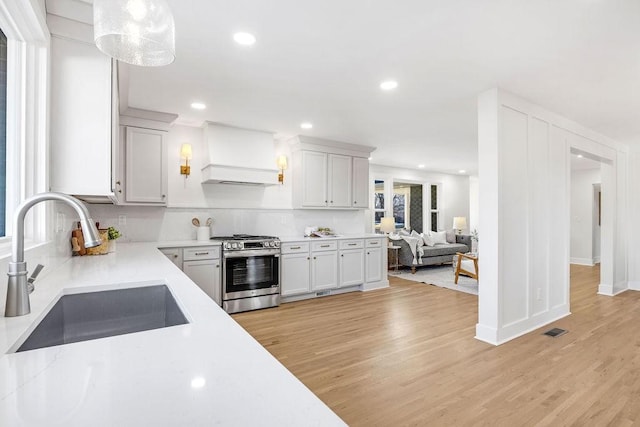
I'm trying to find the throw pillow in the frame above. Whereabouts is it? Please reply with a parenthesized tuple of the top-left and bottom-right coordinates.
(432, 230, 447, 245)
(446, 229, 456, 244)
(410, 230, 424, 247)
(399, 229, 410, 236)
(421, 231, 434, 247)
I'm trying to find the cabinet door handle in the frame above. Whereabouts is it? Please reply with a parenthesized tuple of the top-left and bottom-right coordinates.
(291, 246, 301, 249)
(216, 265, 220, 268)
(162, 194, 166, 199)
(367, 252, 370, 255)
(325, 200, 328, 204)
(195, 252, 209, 256)
(307, 257, 310, 260)
(341, 254, 344, 257)
(330, 200, 333, 203)
(313, 256, 317, 260)
(354, 201, 357, 204)
(173, 254, 178, 258)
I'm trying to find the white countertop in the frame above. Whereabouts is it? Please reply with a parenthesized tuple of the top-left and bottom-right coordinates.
(0, 243, 345, 426)
(156, 239, 222, 248)
(279, 233, 384, 243)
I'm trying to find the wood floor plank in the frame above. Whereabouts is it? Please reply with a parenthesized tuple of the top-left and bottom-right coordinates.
(233, 265, 639, 425)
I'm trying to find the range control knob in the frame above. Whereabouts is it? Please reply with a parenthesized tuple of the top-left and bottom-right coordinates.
(231, 243, 238, 249)
(225, 243, 231, 249)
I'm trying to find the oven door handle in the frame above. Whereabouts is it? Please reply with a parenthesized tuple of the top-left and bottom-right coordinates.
(223, 250, 280, 258)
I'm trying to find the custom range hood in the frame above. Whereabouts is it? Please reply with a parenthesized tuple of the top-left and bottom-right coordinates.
(201, 122, 279, 186)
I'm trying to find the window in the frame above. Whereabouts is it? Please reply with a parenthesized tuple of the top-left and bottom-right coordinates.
(373, 180, 385, 226)
(429, 184, 440, 232)
(0, 29, 5, 237)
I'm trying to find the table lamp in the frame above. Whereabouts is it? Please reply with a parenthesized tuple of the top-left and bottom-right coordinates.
(453, 217, 467, 235)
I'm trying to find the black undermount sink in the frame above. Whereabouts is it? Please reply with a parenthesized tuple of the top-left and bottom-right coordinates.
(16, 285, 188, 352)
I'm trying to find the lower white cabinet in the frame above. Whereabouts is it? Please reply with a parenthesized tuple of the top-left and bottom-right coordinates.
(365, 239, 385, 283)
(311, 250, 338, 290)
(281, 237, 385, 300)
(183, 259, 221, 305)
(159, 245, 221, 306)
(339, 249, 364, 287)
(281, 252, 311, 296)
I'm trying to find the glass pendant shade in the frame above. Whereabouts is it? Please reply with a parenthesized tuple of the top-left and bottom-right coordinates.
(93, 0, 175, 67)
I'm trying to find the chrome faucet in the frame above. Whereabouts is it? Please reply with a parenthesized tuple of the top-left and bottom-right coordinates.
(5, 192, 102, 317)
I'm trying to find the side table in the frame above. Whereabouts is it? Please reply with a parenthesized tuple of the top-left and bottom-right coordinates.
(388, 245, 401, 271)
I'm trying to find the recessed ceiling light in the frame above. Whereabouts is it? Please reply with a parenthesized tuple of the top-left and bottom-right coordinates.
(380, 80, 398, 91)
(368, 157, 372, 161)
(458, 169, 466, 174)
(190, 102, 206, 110)
(577, 154, 584, 158)
(418, 164, 425, 168)
(233, 32, 256, 46)
(300, 122, 313, 129)
(191, 377, 206, 389)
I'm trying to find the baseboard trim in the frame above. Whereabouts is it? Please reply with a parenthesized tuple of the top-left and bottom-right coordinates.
(598, 283, 614, 296)
(362, 278, 390, 291)
(476, 306, 571, 346)
(628, 281, 640, 291)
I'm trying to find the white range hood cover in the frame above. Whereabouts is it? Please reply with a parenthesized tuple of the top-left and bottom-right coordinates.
(201, 122, 279, 186)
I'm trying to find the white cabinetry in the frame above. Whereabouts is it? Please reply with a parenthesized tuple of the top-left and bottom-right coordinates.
(160, 248, 183, 268)
(365, 238, 385, 283)
(159, 246, 222, 306)
(281, 237, 386, 302)
(311, 243, 338, 291)
(339, 240, 364, 288)
(291, 136, 374, 210)
(300, 151, 328, 207)
(123, 127, 168, 204)
(352, 157, 370, 208)
(49, 35, 117, 201)
(328, 154, 352, 208)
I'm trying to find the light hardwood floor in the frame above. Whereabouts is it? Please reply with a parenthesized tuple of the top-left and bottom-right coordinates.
(233, 265, 640, 426)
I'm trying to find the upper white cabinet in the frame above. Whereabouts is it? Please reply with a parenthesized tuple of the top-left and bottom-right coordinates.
(300, 151, 328, 207)
(291, 136, 375, 210)
(328, 154, 352, 208)
(123, 127, 167, 204)
(49, 35, 117, 201)
(352, 156, 370, 208)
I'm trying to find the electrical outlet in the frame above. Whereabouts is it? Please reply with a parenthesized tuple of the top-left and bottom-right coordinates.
(118, 215, 127, 226)
(55, 212, 65, 232)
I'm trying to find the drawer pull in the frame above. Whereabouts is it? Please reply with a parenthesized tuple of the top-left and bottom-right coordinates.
(320, 244, 330, 248)
(348, 243, 357, 246)
(195, 252, 209, 256)
(370, 242, 379, 245)
(290, 246, 301, 249)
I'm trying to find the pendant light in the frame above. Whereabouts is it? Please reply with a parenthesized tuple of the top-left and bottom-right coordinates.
(93, 0, 176, 67)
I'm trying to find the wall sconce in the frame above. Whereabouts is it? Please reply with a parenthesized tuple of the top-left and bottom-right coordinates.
(180, 143, 192, 177)
(276, 155, 288, 184)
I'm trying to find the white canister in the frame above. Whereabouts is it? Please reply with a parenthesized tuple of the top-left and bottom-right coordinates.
(196, 226, 211, 241)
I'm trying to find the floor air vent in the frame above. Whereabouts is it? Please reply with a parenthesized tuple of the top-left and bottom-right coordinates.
(543, 328, 567, 338)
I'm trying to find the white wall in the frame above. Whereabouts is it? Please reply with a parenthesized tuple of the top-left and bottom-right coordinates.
(570, 168, 601, 265)
(369, 164, 470, 234)
(476, 88, 628, 346)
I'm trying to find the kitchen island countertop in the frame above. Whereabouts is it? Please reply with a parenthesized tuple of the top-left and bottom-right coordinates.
(0, 242, 345, 426)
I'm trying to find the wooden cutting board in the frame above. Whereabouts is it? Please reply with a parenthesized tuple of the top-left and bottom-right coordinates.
(71, 228, 87, 255)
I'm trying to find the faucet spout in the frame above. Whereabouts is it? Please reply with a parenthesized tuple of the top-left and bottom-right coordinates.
(5, 192, 102, 317)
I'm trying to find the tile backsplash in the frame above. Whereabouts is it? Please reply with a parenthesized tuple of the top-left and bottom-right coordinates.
(88, 205, 367, 242)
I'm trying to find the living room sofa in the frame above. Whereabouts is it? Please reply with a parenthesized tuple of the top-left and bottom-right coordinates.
(395, 234, 471, 273)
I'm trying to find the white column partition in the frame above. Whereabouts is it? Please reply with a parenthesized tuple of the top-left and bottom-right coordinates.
(476, 89, 628, 345)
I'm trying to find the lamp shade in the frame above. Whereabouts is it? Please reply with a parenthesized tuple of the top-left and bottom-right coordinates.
(93, 0, 176, 67)
(276, 155, 288, 170)
(453, 216, 467, 230)
(380, 217, 396, 233)
(180, 143, 192, 160)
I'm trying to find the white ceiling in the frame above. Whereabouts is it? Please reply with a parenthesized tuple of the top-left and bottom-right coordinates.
(125, 0, 640, 175)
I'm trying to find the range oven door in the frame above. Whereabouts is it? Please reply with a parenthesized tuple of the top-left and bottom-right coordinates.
(223, 250, 280, 300)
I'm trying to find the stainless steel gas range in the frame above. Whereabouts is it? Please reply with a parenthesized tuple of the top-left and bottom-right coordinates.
(210, 234, 281, 314)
